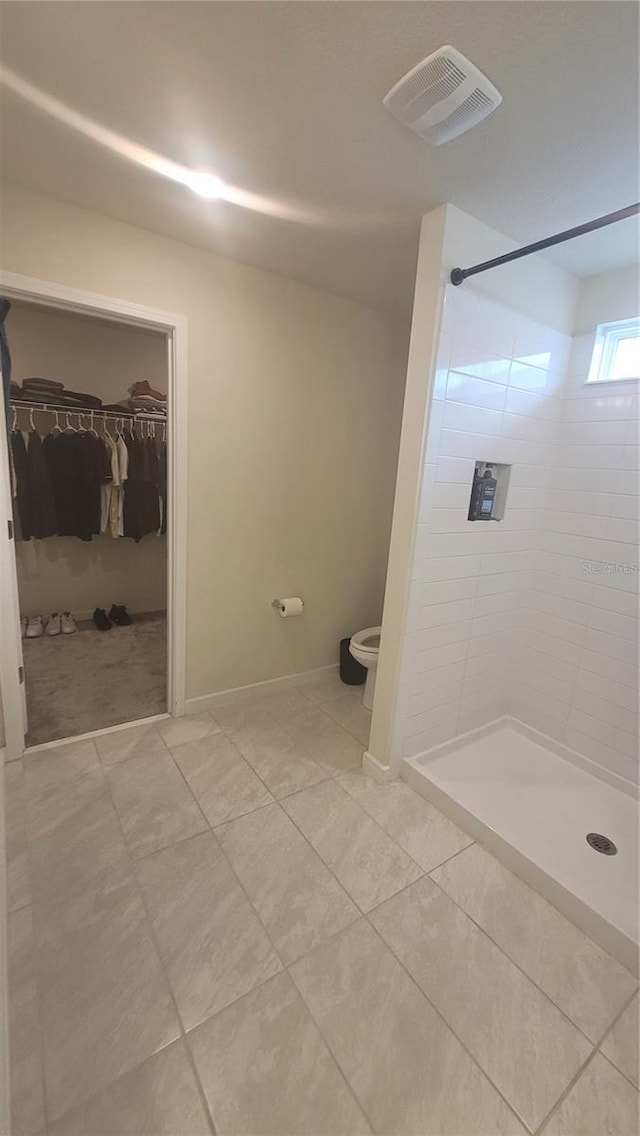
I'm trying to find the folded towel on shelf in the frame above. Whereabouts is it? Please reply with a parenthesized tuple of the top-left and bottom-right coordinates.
(102, 402, 135, 416)
(23, 377, 65, 393)
(128, 397, 166, 414)
(129, 380, 166, 402)
(59, 391, 103, 409)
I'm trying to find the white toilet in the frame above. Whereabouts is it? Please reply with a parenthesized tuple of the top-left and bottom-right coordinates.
(348, 626, 381, 710)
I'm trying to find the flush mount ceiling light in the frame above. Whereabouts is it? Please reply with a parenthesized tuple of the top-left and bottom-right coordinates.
(185, 171, 224, 199)
(383, 45, 502, 145)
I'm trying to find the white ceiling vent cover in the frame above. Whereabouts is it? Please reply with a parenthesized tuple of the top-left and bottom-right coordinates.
(383, 45, 502, 145)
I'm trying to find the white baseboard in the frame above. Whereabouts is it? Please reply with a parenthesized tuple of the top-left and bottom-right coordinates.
(362, 750, 393, 783)
(186, 663, 339, 715)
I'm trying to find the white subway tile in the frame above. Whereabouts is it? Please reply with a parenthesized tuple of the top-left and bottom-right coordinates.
(477, 569, 531, 596)
(408, 598, 476, 631)
(564, 729, 639, 786)
(472, 590, 521, 618)
(404, 719, 458, 758)
(446, 370, 508, 410)
(567, 710, 638, 759)
(572, 691, 638, 736)
(504, 387, 559, 421)
(407, 679, 464, 718)
(403, 661, 467, 697)
(584, 628, 638, 664)
(407, 640, 469, 675)
(443, 401, 504, 436)
(435, 456, 475, 483)
(512, 643, 578, 685)
(416, 554, 481, 582)
(574, 667, 638, 713)
(579, 649, 638, 690)
(439, 429, 506, 462)
(587, 607, 637, 643)
(408, 620, 472, 654)
(411, 577, 477, 607)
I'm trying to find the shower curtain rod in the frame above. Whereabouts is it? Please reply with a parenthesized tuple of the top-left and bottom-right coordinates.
(449, 202, 640, 286)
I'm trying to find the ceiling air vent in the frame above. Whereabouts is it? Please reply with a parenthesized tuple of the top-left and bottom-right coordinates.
(383, 45, 502, 145)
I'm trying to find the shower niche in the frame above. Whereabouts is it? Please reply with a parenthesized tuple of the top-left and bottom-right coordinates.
(468, 461, 512, 522)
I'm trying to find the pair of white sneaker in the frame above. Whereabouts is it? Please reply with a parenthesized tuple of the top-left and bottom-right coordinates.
(22, 612, 77, 638)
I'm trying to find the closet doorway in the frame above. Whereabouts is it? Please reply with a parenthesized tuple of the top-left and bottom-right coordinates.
(0, 273, 187, 758)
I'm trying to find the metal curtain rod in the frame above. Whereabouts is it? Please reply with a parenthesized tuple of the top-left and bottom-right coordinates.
(450, 202, 640, 286)
(10, 399, 165, 425)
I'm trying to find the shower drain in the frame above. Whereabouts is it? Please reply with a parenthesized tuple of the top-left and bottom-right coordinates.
(586, 832, 617, 856)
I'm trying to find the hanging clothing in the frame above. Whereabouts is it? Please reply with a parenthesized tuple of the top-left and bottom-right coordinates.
(123, 432, 160, 542)
(0, 297, 11, 423)
(27, 430, 57, 539)
(11, 431, 31, 540)
(100, 433, 118, 534)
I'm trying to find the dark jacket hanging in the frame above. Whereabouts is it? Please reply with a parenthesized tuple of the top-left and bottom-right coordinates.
(27, 430, 57, 539)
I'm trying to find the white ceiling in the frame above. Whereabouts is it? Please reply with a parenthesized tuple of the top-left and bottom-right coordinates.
(1, 2, 638, 315)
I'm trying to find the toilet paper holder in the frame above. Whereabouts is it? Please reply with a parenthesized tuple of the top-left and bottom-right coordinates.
(271, 598, 304, 614)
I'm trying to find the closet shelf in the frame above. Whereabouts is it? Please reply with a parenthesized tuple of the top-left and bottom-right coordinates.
(10, 399, 166, 424)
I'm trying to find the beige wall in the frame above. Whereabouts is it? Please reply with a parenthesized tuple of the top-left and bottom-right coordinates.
(9, 302, 168, 618)
(1, 184, 408, 696)
(573, 264, 639, 335)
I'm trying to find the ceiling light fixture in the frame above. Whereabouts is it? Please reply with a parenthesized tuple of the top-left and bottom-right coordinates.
(186, 171, 224, 199)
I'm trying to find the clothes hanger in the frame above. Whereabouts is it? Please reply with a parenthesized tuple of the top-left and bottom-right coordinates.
(51, 409, 61, 435)
(11, 407, 17, 431)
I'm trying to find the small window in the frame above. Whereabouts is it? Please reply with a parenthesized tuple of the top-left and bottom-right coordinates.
(587, 317, 640, 383)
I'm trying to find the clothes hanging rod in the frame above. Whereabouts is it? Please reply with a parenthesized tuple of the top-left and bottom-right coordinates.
(10, 399, 165, 424)
(449, 202, 640, 286)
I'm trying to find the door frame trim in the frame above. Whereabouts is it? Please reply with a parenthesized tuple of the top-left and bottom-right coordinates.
(0, 270, 188, 759)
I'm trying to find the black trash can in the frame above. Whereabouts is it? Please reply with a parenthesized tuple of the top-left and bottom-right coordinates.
(340, 636, 366, 685)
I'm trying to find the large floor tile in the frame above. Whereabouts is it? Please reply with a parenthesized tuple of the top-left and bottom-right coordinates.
(172, 732, 273, 826)
(49, 1041, 212, 1136)
(157, 711, 220, 749)
(36, 870, 180, 1122)
(215, 703, 329, 798)
(540, 1054, 639, 1135)
(23, 738, 104, 840)
(95, 721, 170, 768)
(5, 760, 32, 912)
(135, 831, 281, 1030)
(107, 747, 207, 858)
(370, 876, 592, 1132)
(216, 803, 358, 964)
(600, 993, 639, 1087)
(29, 789, 130, 911)
(275, 701, 364, 773)
(293, 668, 348, 705)
(8, 906, 45, 1136)
(432, 843, 637, 1042)
(282, 780, 423, 912)
(189, 971, 370, 1135)
(290, 919, 525, 1135)
(320, 692, 372, 745)
(338, 771, 473, 871)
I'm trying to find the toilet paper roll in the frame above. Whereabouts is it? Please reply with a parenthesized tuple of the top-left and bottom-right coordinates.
(273, 597, 304, 618)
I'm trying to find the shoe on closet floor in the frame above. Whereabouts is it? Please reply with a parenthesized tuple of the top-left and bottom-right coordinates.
(61, 612, 78, 634)
(25, 615, 44, 638)
(45, 613, 62, 636)
(109, 604, 133, 626)
(93, 608, 112, 631)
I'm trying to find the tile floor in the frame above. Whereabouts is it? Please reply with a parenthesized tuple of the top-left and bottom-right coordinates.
(6, 671, 639, 1135)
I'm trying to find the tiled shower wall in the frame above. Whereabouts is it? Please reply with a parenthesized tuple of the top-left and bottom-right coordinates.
(398, 285, 570, 758)
(398, 285, 639, 788)
(514, 333, 639, 786)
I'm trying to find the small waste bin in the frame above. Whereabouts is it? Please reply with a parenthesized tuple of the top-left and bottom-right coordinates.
(340, 636, 366, 685)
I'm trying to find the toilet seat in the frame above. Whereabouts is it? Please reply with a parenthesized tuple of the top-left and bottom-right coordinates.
(350, 626, 381, 653)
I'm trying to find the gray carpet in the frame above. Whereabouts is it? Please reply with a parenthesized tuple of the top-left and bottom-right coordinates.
(23, 613, 167, 745)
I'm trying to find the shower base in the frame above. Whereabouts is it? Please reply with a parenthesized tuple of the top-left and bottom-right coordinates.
(403, 722, 639, 975)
